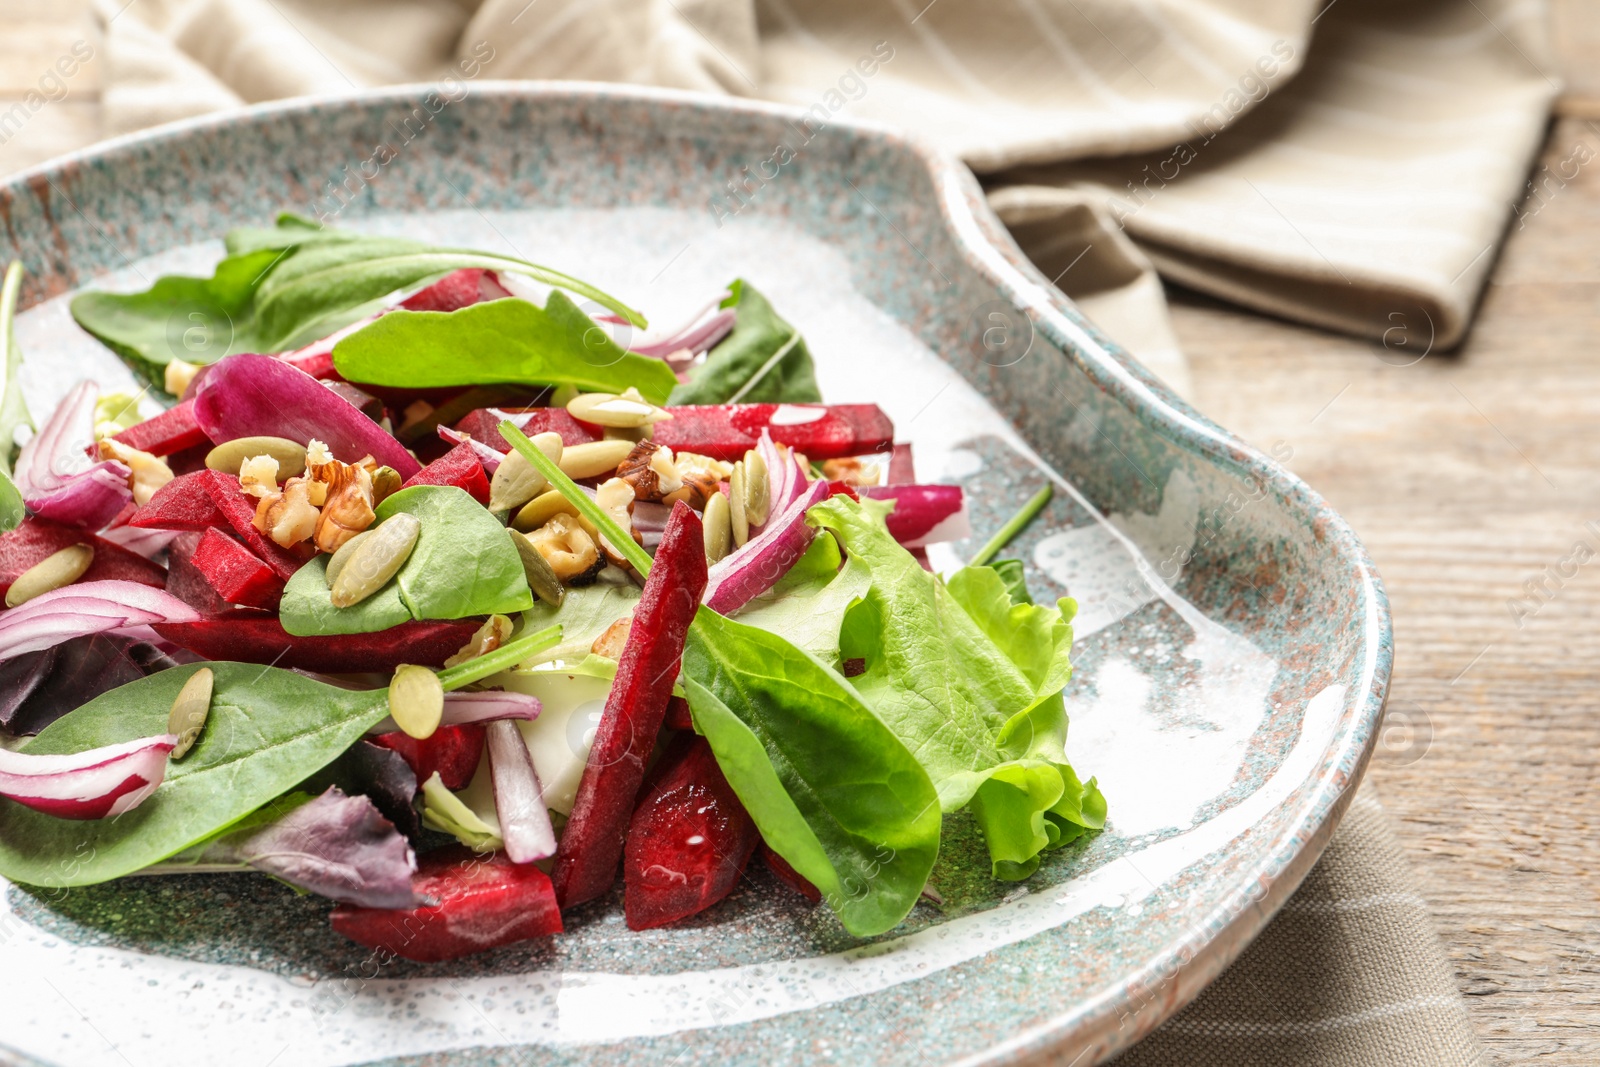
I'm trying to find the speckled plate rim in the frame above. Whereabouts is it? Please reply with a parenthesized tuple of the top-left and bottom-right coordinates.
(0, 81, 1392, 1067)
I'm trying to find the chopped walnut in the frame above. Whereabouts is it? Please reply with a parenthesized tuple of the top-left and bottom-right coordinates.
(616, 442, 683, 502)
(590, 616, 632, 660)
(254, 477, 320, 547)
(97, 438, 174, 507)
(443, 614, 515, 668)
(821, 457, 882, 487)
(527, 513, 601, 582)
(238, 454, 280, 498)
(312, 461, 376, 553)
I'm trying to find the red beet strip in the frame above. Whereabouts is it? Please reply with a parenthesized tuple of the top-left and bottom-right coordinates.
(369, 723, 487, 792)
(188, 528, 285, 611)
(651, 403, 893, 462)
(549, 501, 707, 908)
(110, 399, 208, 457)
(153, 617, 482, 672)
(0, 518, 166, 600)
(624, 734, 760, 930)
(400, 442, 491, 506)
(330, 847, 561, 962)
(452, 407, 601, 452)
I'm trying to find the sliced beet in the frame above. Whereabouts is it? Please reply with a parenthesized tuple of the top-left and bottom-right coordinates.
(111, 399, 208, 456)
(0, 517, 167, 600)
(452, 407, 600, 452)
(550, 502, 707, 909)
(370, 722, 487, 791)
(165, 441, 212, 476)
(188, 527, 285, 610)
(762, 844, 822, 904)
(652, 404, 894, 462)
(624, 735, 760, 930)
(329, 846, 562, 962)
(400, 268, 511, 313)
(165, 532, 241, 617)
(132, 469, 309, 580)
(888, 442, 915, 485)
(153, 616, 482, 672)
(128, 470, 229, 532)
(399, 443, 491, 506)
(663, 695, 694, 732)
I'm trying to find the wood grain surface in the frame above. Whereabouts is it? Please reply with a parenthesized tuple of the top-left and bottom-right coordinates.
(1, 1, 1598, 1064)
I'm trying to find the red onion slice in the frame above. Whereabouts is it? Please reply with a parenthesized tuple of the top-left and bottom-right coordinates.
(365, 689, 541, 735)
(0, 581, 201, 662)
(703, 479, 830, 615)
(630, 305, 736, 359)
(15, 381, 135, 528)
(0, 732, 177, 819)
(98, 524, 183, 559)
(862, 485, 970, 548)
(194, 354, 420, 477)
(436, 425, 505, 473)
(486, 719, 557, 863)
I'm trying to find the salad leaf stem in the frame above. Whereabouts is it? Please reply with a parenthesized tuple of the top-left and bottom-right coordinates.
(969, 483, 1053, 567)
(500, 422, 656, 575)
(436, 623, 563, 691)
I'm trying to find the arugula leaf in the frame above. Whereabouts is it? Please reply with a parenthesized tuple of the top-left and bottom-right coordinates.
(69, 215, 647, 387)
(278, 555, 413, 636)
(682, 607, 940, 937)
(332, 293, 679, 405)
(0, 262, 30, 527)
(0, 663, 391, 887)
(668, 280, 821, 405)
(810, 495, 1103, 879)
(375, 485, 533, 621)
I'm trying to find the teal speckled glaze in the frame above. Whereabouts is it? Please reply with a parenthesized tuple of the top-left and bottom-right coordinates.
(0, 83, 1390, 1067)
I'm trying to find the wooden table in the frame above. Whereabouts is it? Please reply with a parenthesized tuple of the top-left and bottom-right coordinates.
(3, 2, 1598, 1063)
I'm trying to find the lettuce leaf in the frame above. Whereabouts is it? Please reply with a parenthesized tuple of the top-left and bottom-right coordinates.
(809, 496, 1104, 879)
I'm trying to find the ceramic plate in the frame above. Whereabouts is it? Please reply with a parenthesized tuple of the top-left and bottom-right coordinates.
(0, 83, 1390, 1067)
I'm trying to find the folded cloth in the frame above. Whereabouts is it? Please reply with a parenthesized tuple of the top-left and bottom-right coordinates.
(93, 0, 1558, 390)
(1113, 784, 1485, 1067)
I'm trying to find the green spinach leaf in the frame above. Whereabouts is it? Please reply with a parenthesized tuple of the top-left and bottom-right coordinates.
(278, 555, 412, 636)
(810, 495, 1103, 879)
(668, 280, 821, 405)
(683, 607, 940, 937)
(0, 664, 390, 887)
(374, 485, 533, 621)
(332, 292, 678, 405)
(521, 581, 642, 663)
(69, 214, 647, 388)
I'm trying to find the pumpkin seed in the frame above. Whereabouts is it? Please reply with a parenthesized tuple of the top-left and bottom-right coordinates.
(6, 544, 94, 608)
(703, 490, 732, 563)
(741, 448, 769, 527)
(206, 435, 307, 479)
(510, 528, 565, 606)
(370, 465, 403, 506)
(166, 667, 214, 760)
(324, 529, 373, 588)
(512, 488, 579, 532)
(729, 461, 750, 548)
(489, 430, 563, 512)
(330, 513, 421, 608)
(388, 664, 444, 740)
(567, 390, 669, 429)
(557, 439, 635, 479)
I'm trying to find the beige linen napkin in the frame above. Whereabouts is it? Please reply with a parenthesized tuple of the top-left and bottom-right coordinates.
(1112, 784, 1484, 1067)
(93, 0, 1559, 396)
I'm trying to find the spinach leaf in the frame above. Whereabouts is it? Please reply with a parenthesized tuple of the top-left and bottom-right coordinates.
(0, 262, 29, 526)
(810, 495, 1103, 879)
(279, 555, 412, 636)
(0, 663, 390, 887)
(69, 214, 647, 388)
(374, 485, 533, 621)
(682, 607, 940, 937)
(331, 293, 678, 405)
(668, 280, 821, 405)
